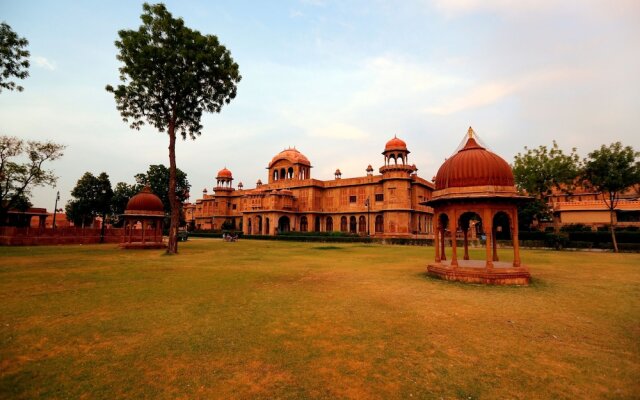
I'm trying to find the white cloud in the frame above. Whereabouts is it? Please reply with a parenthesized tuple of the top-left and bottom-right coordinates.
(32, 56, 56, 70)
(308, 122, 368, 140)
(425, 68, 590, 115)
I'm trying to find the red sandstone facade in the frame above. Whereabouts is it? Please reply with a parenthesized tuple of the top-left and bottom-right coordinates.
(185, 137, 436, 238)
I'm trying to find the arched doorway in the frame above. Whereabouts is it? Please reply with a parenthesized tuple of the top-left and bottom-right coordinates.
(278, 216, 290, 233)
(300, 216, 308, 232)
(375, 215, 384, 233)
(340, 216, 347, 232)
(315, 216, 321, 232)
(265, 218, 270, 235)
(458, 211, 483, 261)
(358, 215, 366, 234)
(326, 216, 333, 232)
(492, 211, 512, 261)
(349, 216, 357, 233)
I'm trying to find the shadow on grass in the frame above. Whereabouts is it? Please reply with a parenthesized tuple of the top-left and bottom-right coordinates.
(418, 271, 546, 291)
(311, 246, 344, 250)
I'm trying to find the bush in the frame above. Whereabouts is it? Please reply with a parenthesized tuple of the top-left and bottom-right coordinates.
(519, 231, 547, 241)
(568, 231, 640, 244)
(560, 224, 592, 232)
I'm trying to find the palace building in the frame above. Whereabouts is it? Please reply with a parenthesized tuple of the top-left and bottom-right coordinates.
(184, 136, 436, 238)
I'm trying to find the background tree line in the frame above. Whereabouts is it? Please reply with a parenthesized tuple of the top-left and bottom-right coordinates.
(65, 165, 190, 228)
(513, 141, 639, 252)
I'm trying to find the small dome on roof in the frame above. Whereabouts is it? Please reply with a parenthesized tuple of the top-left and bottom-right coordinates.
(125, 186, 164, 215)
(434, 127, 514, 190)
(384, 135, 408, 151)
(269, 147, 311, 168)
(217, 167, 232, 179)
(335, 168, 341, 174)
(366, 164, 374, 171)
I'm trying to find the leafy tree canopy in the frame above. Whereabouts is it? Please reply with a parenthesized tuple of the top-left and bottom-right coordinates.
(513, 141, 581, 197)
(65, 172, 113, 227)
(134, 164, 190, 215)
(106, 3, 240, 253)
(0, 22, 30, 92)
(583, 142, 640, 252)
(110, 182, 138, 226)
(0, 135, 65, 225)
(513, 141, 581, 229)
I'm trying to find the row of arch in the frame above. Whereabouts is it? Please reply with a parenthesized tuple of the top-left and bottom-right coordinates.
(434, 206, 520, 268)
(246, 214, 386, 235)
(272, 166, 311, 181)
(384, 153, 409, 166)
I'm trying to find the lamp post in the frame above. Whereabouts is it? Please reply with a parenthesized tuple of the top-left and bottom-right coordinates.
(365, 197, 370, 236)
(52, 191, 60, 229)
(100, 188, 107, 243)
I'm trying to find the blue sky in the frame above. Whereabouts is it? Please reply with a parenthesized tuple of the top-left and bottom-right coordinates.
(2, 0, 639, 209)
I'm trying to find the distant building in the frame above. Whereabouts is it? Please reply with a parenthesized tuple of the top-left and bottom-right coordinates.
(184, 137, 436, 238)
(545, 184, 640, 230)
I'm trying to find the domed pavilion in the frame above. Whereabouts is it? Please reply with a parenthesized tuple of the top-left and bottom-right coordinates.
(120, 186, 166, 249)
(424, 127, 531, 285)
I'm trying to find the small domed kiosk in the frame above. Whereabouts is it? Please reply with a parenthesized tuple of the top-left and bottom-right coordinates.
(120, 186, 166, 249)
(424, 127, 531, 285)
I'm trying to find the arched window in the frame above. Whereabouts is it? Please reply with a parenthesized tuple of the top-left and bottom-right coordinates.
(349, 216, 357, 233)
(340, 216, 347, 232)
(300, 216, 308, 232)
(375, 215, 384, 233)
(273, 170, 278, 181)
(359, 216, 366, 233)
(326, 216, 333, 232)
(288, 167, 294, 179)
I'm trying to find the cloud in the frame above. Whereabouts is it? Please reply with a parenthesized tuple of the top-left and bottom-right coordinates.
(425, 68, 590, 115)
(32, 56, 56, 70)
(308, 122, 368, 140)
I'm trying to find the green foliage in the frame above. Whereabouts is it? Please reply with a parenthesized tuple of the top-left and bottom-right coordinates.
(106, 3, 241, 253)
(134, 164, 190, 215)
(0, 135, 65, 225)
(583, 142, 640, 252)
(65, 172, 113, 227)
(513, 141, 581, 196)
(513, 141, 580, 228)
(559, 224, 592, 232)
(110, 182, 138, 227)
(0, 22, 30, 92)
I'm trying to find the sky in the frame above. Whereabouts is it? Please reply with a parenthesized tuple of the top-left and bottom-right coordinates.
(2, 0, 639, 209)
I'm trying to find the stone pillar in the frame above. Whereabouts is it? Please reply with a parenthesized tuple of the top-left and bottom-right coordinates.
(463, 228, 469, 260)
(440, 227, 446, 261)
(512, 210, 521, 267)
(451, 210, 458, 267)
(484, 209, 493, 269)
(492, 226, 499, 262)
(434, 218, 440, 263)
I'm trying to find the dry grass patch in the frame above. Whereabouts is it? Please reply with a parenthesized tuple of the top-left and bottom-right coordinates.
(0, 241, 639, 399)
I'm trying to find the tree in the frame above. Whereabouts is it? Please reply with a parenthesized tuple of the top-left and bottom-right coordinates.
(513, 141, 581, 230)
(106, 3, 241, 254)
(0, 135, 65, 225)
(134, 164, 190, 216)
(65, 172, 113, 228)
(110, 182, 138, 227)
(0, 22, 30, 92)
(583, 143, 640, 252)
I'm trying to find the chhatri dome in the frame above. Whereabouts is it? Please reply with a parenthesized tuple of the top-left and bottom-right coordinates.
(216, 167, 233, 179)
(125, 186, 164, 215)
(384, 135, 408, 152)
(269, 147, 311, 168)
(434, 127, 514, 190)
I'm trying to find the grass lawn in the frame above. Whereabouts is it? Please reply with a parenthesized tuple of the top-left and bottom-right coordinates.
(0, 240, 639, 399)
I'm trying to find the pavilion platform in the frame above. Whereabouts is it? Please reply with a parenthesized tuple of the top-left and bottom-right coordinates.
(428, 260, 530, 285)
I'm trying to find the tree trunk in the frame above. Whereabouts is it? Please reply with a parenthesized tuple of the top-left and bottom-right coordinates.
(167, 118, 179, 254)
(610, 207, 618, 253)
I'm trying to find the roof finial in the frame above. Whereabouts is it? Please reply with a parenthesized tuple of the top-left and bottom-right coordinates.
(468, 126, 475, 139)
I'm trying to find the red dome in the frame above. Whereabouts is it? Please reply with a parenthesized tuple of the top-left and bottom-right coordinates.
(384, 136, 407, 151)
(217, 167, 232, 179)
(269, 147, 311, 167)
(125, 186, 164, 214)
(434, 137, 514, 190)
